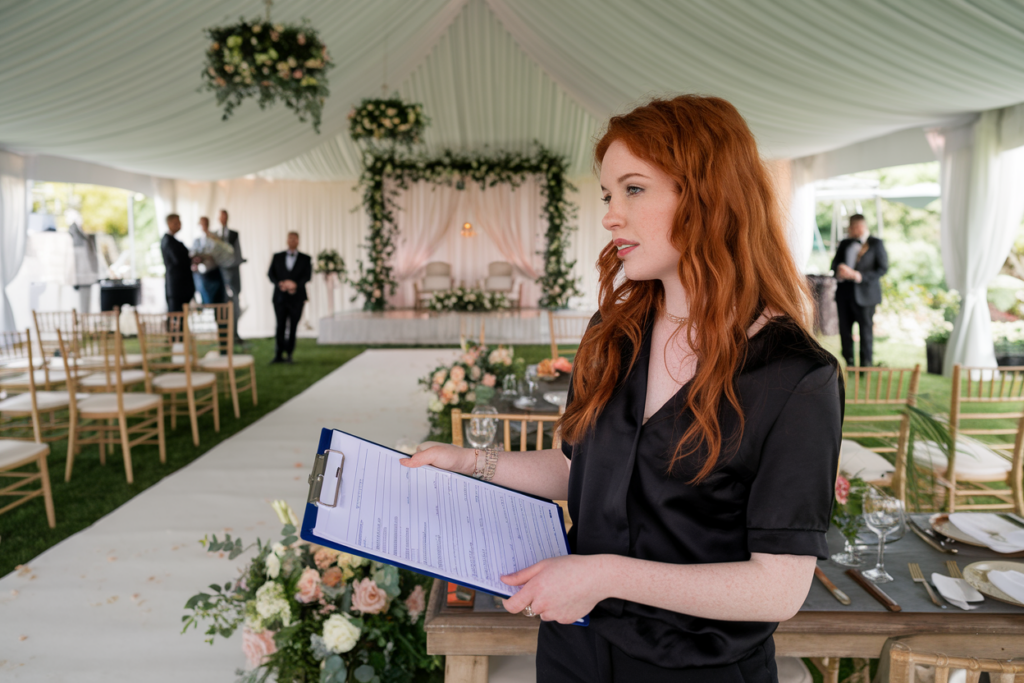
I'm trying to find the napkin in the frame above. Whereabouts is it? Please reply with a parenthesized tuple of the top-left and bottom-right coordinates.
(931, 573, 983, 610)
(948, 513, 1024, 553)
(988, 570, 1024, 605)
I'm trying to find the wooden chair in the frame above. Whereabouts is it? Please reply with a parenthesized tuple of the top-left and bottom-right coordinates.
(187, 303, 257, 418)
(136, 311, 219, 446)
(0, 329, 79, 451)
(58, 327, 165, 484)
(0, 434, 55, 529)
(913, 365, 1024, 513)
(547, 310, 592, 361)
(840, 365, 921, 503)
(75, 309, 144, 370)
(74, 308, 148, 393)
(885, 634, 1024, 682)
(31, 310, 78, 385)
(0, 311, 73, 393)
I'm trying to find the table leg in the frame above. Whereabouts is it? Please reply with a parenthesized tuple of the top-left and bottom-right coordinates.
(445, 655, 488, 683)
(810, 657, 841, 683)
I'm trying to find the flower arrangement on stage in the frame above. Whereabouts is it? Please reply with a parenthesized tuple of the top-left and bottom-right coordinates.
(201, 18, 333, 132)
(419, 340, 524, 442)
(349, 98, 428, 147)
(315, 249, 347, 276)
(351, 146, 582, 312)
(426, 287, 510, 313)
(181, 501, 440, 683)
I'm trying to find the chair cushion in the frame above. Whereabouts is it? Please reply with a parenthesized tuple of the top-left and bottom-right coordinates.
(488, 261, 514, 277)
(484, 275, 514, 292)
(0, 439, 49, 469)
(199, 353, 254, 369)
(0, 391, 87, 412)
(0, 369, 68, 387)
(80, 369, 148, 387)
(424, 262, 451, 276)
(421, 275, 452, 292)
(152, 372, 217, 390)
(77, 393, 162, 415)
(0, 357, 43, 370)
(839, 439, 895, 482)
(914, 437, 1013, 481)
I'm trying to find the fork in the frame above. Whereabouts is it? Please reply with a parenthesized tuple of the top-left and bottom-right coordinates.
(909, 563, 946, 609)
(946, 560, 963, 579)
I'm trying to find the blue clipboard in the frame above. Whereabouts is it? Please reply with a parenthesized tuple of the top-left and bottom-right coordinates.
(300, 427, 588, 626)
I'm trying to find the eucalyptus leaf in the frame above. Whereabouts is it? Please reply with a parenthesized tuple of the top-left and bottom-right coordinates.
(353, 664, 375, 682)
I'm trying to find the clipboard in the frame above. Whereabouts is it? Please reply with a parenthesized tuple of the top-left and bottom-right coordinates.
(300, 427, 588, 626)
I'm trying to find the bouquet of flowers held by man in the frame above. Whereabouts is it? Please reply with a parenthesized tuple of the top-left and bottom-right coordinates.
(418, 340, 524, 442)
(182, 501, 440, 683)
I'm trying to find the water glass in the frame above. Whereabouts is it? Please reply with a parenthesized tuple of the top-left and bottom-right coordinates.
(861, 488, 904, 583)
(466, 405, 498, 449)
(501, 374, 518, 398)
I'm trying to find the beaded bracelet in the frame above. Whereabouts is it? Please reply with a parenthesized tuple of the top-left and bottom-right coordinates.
(472, 447, 499, 482)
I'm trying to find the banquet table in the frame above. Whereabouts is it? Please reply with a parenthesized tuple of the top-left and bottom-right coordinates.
(424, 518, 1024, 683)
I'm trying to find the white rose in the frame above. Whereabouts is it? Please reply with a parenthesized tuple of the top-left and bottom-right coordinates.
(322, 614, 361, 654)
(429, 397, 444, 413)
(255, 581, 291, 625)
(265, 552, 281, 578)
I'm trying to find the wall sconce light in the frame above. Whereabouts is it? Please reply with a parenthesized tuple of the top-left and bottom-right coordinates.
(461, 222, 476, 237)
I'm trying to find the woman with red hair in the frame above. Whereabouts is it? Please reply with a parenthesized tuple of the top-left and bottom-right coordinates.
(404, 95, 843, 682)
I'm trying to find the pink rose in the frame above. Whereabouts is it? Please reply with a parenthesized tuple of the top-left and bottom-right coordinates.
(242, 628, 276, 669)
(293, 69, 303, 79)
(297, 33, 306, 45)
(351, 577, 388, 614)
(482, 373, 496, 387)
(314, 547, 339, 570)
(835, 474, 850, 505)
(405, 585, 426, 622)
(322, 566, 343, 588)
(450, 366, 466, 383)
(294, 567, 323, 604)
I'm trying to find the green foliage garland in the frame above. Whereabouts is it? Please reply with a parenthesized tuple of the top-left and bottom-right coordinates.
(201, 19, 333, 132)
(427, 287, 510, 313)
(351, 147, 582, 311)
(349, 98, 428, 147)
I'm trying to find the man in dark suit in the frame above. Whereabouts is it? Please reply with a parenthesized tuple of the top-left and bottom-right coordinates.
(831, 214, 888, 367)
(267, 231, 311, 364)
(217, 209, 245, 344)
(160, 214, 195, 312)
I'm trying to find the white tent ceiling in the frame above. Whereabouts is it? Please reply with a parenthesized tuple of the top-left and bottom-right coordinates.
(1, 0, 1023, 182)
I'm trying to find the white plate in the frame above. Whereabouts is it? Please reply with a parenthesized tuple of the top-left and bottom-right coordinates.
(962, 560, 1024, 607)
(930, 513, 988, 547)
(543, 391, 568, 408)
(513, 396, 537, 409)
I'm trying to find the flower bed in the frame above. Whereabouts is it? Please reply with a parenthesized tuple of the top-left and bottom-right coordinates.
(426, 287, 510, 313)
(182, 501, 440, 683)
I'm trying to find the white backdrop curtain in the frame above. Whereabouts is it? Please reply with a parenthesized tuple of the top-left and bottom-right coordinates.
(0, 151, 28, 332)
(390, 181, 464, 308)
(929, 107, 1024, 375)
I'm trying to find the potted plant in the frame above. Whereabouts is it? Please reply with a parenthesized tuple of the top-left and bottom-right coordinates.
(992, 320, 1024, 367)
(925, 322, 951, 375)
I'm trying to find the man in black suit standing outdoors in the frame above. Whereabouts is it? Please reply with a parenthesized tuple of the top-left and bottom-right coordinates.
(831, 214, 888, 367)
(267, 231, 311, 364)
(160, 214, 195, 312)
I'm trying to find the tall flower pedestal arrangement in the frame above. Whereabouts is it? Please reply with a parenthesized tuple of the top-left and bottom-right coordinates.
(316, 250, 346, 317)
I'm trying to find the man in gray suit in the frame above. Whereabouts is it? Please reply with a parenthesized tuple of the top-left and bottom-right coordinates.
(831, 214, 888, 367)
(217, 209, 245, 344)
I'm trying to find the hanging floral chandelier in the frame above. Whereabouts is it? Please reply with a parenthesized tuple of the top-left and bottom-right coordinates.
(201, 3, 333, 132)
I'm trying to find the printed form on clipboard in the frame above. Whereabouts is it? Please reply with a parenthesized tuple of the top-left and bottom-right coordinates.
(300, 428, 589, 625)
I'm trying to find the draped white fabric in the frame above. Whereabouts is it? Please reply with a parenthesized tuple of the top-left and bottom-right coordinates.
(930, 109, 1024, 374)
(0, 151, 28, 332)
(390, 181, 464, 307)
(787, 158, 818, 271)
(3, 1, 1024, 180)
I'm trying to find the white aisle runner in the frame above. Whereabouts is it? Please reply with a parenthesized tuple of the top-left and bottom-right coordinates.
(0, 349, 519, 682)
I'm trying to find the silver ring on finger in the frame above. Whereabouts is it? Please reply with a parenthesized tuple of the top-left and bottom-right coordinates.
(523, 605, 537, 618)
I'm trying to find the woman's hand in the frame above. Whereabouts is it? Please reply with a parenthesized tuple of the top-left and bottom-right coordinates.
(500, 555, 607, 624)
(399, 442, 476, 476)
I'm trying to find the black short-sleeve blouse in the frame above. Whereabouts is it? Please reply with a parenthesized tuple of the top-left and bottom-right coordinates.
(559, 315, 843, 669)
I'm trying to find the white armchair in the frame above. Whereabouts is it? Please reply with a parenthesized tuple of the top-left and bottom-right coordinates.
(481, 261, 521, 308)
(413, 262, 454, 309)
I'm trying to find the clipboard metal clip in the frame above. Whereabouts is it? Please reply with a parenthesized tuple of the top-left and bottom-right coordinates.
(307, 449, 345, 507)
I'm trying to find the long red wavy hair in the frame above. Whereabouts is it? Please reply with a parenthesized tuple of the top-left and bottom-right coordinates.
(559, 95, 814, 482)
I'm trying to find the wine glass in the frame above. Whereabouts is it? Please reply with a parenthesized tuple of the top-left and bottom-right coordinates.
(861, 488, 905, 583)
(501, 374, 518, 398)
(466, 405, 498, 449)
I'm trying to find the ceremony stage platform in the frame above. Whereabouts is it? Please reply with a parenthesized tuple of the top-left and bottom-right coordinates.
(318, 309, 557, 345)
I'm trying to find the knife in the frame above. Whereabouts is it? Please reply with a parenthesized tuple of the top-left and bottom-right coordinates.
(910, 518, 957, 554)
(814, 566, 851, 605)
(999, 513, 1024, 529)
(846, 568, 901, 612)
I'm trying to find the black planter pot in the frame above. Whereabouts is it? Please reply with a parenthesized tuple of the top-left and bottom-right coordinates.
(926, 342, 946, 375)
(996, 354, 1024, 367)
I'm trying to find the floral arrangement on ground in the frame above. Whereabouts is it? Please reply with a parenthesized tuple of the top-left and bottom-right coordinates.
(349, 98, 427, 147)
(182, 500, 441, 683)
(202, 18, 333, 132)
(419, 341, 524, 443)
(426, 287, 510, 313)
(350, 146, 581, 312)
(316, 249, 347, 276)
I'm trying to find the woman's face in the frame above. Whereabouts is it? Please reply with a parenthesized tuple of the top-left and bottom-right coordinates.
(600, 140, 682, 283)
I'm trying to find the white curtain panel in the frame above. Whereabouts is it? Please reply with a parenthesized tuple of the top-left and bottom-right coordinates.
(390, 180, 464, 307)
(787, 157, 818, 271)
(932, 109, 1024, 374)
(0, 151, 28, 332)
(566, 176, 607, 310)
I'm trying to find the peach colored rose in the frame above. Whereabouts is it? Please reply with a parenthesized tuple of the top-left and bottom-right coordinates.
(405, 584, 426, 622)
(351, 577, 388, 614)
(482, 373, 496, 387)
(313, 547, 339, 570)
(322, 566, 343, 588)
(294, 567, 323, 604)
(242, 627, 276, 669)
(450, 366, 466, 383)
